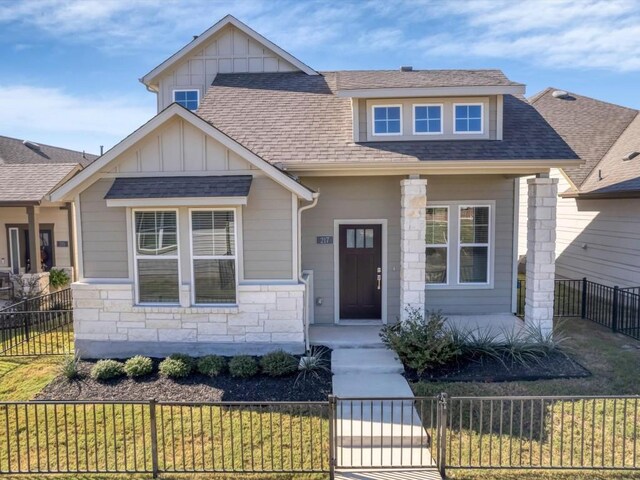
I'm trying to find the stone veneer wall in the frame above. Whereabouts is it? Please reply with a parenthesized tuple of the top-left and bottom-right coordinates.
(72, 282, 305, 358)
(525, 177, 558, 333)
(400, 178, 428, 321)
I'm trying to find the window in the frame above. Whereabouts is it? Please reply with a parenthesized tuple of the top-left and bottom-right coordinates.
(414, 105, 442, 134)
(190, 210, 237, 304)
(454, 104, 483, 133)
(425, 207, 449, 284)
(458, 206, 490, 284)
(346, 228, 374, 248)
(372, 105, 402, 135)
(134, 211, 179, 303)
(173, 90, 199, 110)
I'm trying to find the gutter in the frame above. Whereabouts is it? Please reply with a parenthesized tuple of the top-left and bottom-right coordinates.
(297, 191, 320, 353)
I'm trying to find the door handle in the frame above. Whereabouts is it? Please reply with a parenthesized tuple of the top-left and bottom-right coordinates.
(376, 267, 381, 290)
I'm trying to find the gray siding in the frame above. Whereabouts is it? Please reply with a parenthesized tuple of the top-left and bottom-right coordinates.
(242, 177, 293, 280)
(425, 175, 515, 314)
(301, 175, 516, 324)
(519, 170, 640, 287)
(300, 176, 402, 324)
(80, 179, 129, 278)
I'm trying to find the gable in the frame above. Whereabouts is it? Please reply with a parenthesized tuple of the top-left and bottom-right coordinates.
(109, 116, 257, 174)
(50, 105, 314, 202)
(156, 24, 301, 110)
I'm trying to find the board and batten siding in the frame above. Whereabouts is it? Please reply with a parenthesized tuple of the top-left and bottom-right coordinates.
(156, 24, 298, 111)
(519, 169, 640, 287)
(301, 175, 516, 324)
(81, 117, 293, 282)
(80, 179, 129, 278)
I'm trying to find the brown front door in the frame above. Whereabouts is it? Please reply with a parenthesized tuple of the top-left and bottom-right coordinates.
(339, 224, 382, 319)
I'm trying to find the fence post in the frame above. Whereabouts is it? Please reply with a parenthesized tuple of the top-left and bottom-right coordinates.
(436, 392, 448, 478)
(581, 277, 587, 319)
(328, 394, 336, 480)
(612, 286, 619, 333)
(149, 399, 159, 478)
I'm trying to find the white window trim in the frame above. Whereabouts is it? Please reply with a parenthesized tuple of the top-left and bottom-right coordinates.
(371, 104, 403, 137)
(425, 201, 495, 290)
(425, 205, 449, 286)
(453, 102, 484, 134)
(8, 227, 20, 274)
(457, 204, 492, 286)
(189, 207, 239, 307)
(132, 208, 181, 306)
(412, 103, 443, 135)
(173, 89, 200, 110)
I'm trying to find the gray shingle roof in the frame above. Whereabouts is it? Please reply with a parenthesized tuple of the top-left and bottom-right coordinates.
(530, 88, 638, 187)
(105, 175, 253, 199)
(0, 135, 97, 167)
(197, 72, 577, 165)
(0, 163, 78, 203)
(336, 69, 522, 90)
(578, 112, 640, 196)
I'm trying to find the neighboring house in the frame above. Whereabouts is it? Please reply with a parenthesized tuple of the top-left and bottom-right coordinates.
(0, 135, 96, 283)
(518, 89, 640, 287)
(50, 15, 581, 358)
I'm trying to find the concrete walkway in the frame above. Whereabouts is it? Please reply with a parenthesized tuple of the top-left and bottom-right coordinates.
(322, 327, 438, 476)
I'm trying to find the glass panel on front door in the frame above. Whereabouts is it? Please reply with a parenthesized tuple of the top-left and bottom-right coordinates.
(345, 228, 374, 249)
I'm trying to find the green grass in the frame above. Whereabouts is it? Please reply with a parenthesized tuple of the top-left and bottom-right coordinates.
(0, 356, 64, 400)
(413, 317, 640, 477)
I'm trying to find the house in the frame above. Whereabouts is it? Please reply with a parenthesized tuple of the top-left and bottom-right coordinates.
(50, 15, 581, 358)
(518, 89, 640, 288)
(0, 135, 96, 292)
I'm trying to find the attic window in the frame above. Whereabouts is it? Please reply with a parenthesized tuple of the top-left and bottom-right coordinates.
(372, 105, 402, 136)
(454, 104, 483, 134)
(173, 89, 199, 111)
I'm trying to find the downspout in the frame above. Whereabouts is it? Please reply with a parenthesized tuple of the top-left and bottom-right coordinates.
(298, 191, 320, 353)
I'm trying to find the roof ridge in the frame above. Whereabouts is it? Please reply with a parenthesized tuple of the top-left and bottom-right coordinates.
(532, 88, 638, 113)
(528, 87, 554, 105)
(0, 134, 97, 157)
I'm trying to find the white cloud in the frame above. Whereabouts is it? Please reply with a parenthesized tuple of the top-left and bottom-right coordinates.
(0, 85, 155, 152)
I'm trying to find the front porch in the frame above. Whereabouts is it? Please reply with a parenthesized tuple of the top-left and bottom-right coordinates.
(309, 313, 524, 348)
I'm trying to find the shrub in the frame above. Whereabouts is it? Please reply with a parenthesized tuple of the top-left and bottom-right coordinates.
(380, 308, 460, 374)
(61, 353, 80, 380)
(90, 359, 125, 381)
(49, 268, 70, 289)
(260, 350, 298, 377)
(197, 355, 227, 377)
(124, 356, 154, 378)
(159, 354, 194, 379)
(228, 355, 259, 378)
(296, 346, 330, 384)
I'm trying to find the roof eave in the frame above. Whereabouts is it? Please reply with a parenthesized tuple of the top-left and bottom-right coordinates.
(336, 85, 526, 98)
(560, 189, 640, 199)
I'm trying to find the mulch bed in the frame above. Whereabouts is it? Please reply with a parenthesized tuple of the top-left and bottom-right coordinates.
(404, 351, 591, 383)
(36, 356, 332, 402)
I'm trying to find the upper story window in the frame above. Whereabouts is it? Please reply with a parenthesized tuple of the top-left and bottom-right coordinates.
(414, 104, 442, 134)
(454, 104, 483, 133)
(174, 90, 199, 111)
(372, 105, 402, 135)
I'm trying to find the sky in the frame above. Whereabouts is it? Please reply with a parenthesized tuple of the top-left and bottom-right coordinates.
(1, 0, 640, 154)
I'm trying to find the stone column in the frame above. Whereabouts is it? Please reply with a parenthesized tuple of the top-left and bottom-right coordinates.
(400, 177, 428, 321)
(525, 176, 558, 333)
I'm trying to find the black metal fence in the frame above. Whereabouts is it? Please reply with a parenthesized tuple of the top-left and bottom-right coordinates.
(517, 278, 640, 340)
(0, 289, 73, 356)
(0, 400, 329, 476)
(2, 395, 638, 478)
